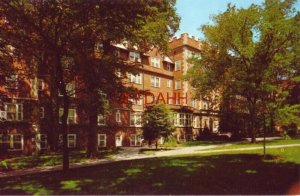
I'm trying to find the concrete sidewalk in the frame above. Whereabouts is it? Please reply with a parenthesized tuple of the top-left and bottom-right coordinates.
(1, 143, 300, 179)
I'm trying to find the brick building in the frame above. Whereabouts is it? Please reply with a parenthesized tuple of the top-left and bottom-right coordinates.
(0, 33, 219, 155)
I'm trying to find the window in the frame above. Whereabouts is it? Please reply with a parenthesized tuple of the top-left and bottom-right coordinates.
(36, 134, 47, 150)
(191, 99, 197, 108)
(136, 97, 143, 105)
(59, 82, 75, 97)
(166, 63, 172, 71)
(175, 60, 181, 71)
(175, 80, 181, 90)
(38, 79, 44, 91)
(114, 49, 120, 57)
(173, 113, 178, 126)
(0, 110, 6, 120)
(167, 80, 172, 88)
(98, 134, 107, 148)
(202, 102, 208, 110)
(130, 134, 143, 146)
(129, 51, 141, 62)
(68, 134, 76, 148)
(186, 114, 192, 127)
(151, 76, 160, 88)
(116, 70, 121, 78)
(168, 97, 173, 104)
(130, 112, 142, 127)
(97, 114, 106, 126)
(5, 75, 18, 89)
(174, 113, 193, 127)
(179, 113, 185, 126)
(5, 103, 23, 121)
(213, 120, 219, 132)
(40, 107, 45, 119)
(128, 73, 142, 84)
(151, 57, 160, 68)
(203, 118, 209, 128)
(59, 108, 77, 124)
(58, 134, 76, 148)
(0, 134, 23, 150)
(115, 110, 121, 122)
(115, 135, 123, 147)
(193, 116, 200, 128)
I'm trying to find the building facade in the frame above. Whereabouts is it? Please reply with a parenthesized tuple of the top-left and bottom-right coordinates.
(0, 33, 219, 155)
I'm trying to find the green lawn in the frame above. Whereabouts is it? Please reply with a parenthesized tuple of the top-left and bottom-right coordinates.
(0, 149, 120, 171)
(212, 138, 300, 150)
(0, 146, 299, 195)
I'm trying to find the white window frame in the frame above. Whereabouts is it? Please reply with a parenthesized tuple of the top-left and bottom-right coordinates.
(38, 79, 44, 91)
(129, 51, 141, 63)
(115, 110, 121, 122)
(174, 113, 193, 127)
(202, 102, 208, 110)
(130, 134, 143, 146)
(59, 82, 75, 97)
(5, 74, 18, 89)
(128, 73, 142, 84)
(167, 80, 172, 88)
(175, 80, 181, 90)
(0, 110, 7, 120)
(151, 57, 160, 68)
(59, 108, 77, 124)
(166, 63, 172, 71)
(36, 134, 47, 150)
(5, 103, 23, 121)
(98, 134, 107, 148)
(175, 60, 181, 71)
(0, 134, 24, 151)
(67, 134, 76, 148)
(114, 49, 120, 57)
(97, 114, 106, 126)
(115, 135, 123, 147)
(193, 116, 200, 128)
(151, 76, 160, 88)
(130, 112, 142, 127)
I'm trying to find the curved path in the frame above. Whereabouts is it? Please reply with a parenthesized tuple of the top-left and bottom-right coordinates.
(1, 143, 300, 178)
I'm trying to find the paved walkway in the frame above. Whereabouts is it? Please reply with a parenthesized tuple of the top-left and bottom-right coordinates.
(1, 143, 300, 179)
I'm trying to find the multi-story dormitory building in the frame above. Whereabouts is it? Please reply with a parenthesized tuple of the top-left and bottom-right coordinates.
(0, 33, 220, 155)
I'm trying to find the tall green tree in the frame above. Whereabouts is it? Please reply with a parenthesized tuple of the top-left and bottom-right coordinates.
(187, 0, 300, 143)
(143, 104, 175, 149)
(0, 0, 179, 164)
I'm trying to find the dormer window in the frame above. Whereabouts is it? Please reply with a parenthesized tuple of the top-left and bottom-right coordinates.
(151, 57, 160, 68)
(129, 51, 141, 63)
(5, 74, 18, 89)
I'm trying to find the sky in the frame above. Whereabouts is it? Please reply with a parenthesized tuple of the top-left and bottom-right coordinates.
(175, 0, 300, 39)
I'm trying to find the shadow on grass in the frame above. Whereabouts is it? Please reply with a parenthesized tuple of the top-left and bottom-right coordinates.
(0, 153, 299, 195)
(1, 149, 121, 171)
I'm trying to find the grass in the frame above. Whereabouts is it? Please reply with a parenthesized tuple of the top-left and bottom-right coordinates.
(0, 149, 121, 171)
(0, 146, 299, 195)
(212, 138, 300, 151)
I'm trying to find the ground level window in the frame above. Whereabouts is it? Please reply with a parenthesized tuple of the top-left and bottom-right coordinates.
(0, 134, 23, 151)
(59, 134, 76, 148)
(98, 134, 107, 148)
(36, 134, 47, 150)
(130, 134, 143, 146)
(115, 135, 123, 147)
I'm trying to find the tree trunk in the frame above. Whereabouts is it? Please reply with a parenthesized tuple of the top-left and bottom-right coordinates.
(56, 54, 70, 171)
(155, 140, 158, 150)
(248, 101, 257, 143)
(61, 93, 70, 171)
(86, 93, 98, 158)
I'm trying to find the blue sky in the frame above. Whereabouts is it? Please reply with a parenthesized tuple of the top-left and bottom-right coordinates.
(175, 0, 300, 39)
